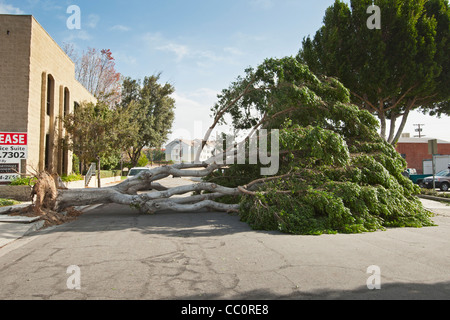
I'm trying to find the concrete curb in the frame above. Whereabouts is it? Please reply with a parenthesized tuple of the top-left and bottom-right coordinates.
(0, 203, 32, 215)
(418, 195, 450, 203)
(0, 220, 44, 248)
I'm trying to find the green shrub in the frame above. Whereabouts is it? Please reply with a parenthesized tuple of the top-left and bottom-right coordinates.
(99, 170, 121, 179)
(0, 198, 20, 207)
(61, 173, 84, 182)
(9, 176, 36, 186)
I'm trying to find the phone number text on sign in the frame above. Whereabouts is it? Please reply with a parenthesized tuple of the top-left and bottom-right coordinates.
(0, 149, 27, 160)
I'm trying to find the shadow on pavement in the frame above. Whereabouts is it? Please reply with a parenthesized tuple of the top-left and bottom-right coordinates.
(38, 203, 277, 238)
(174, 281, 450, 300)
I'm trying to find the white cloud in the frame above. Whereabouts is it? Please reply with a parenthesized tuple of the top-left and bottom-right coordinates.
(86, 14, 100, 29)
(63, 29, 92, 42)
(224, 47, 244, 56)
(142, 32, 245, 67)
(110, 24, 131, 32)
(0, 2, 24, 14)
(157, 43, 190, 62)
(113, 51, 137, 65)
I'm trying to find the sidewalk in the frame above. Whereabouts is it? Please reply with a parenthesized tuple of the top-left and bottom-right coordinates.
(0, 202, 42, 248)
(0, 202, 102, 249)
(0, 176, 124, 248)
(0, 176, 196, 249)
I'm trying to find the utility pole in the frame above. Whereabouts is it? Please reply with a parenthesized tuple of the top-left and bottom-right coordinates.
(414, 124, 425, 138)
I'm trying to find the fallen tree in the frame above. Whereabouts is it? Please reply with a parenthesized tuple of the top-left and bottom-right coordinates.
(27, 57, 435, 235)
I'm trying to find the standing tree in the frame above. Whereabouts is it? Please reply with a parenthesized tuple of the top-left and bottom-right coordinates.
(63, 45, 122, 106)
(121, 74, 176, 167)
(62, 102, 138, 187)
(298, 0, 450, 144)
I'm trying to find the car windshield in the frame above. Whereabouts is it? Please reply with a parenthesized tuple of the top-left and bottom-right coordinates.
(436, 170, 450, 177)
(128, 169, 147, 176)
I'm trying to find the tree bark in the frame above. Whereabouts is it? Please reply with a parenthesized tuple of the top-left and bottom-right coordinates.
(379, 111, 387, 141)
(391, 101, 414, 145)
(387, 111, 399, 144)
(32, 161, 244, 216)
(97, 156, 101, 188)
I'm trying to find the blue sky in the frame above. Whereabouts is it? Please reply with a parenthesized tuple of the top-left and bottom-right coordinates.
(1, 0, 449, 142)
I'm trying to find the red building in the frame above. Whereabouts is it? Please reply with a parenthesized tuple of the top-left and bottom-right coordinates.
(395, 137, 450, 174)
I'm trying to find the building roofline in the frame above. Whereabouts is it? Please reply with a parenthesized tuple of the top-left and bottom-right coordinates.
(0, 14, 79, 72)
(27, 15, 77, 66)
(397, 137, 450, 144)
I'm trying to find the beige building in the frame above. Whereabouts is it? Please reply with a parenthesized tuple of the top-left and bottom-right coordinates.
(0, 14, 96, 177)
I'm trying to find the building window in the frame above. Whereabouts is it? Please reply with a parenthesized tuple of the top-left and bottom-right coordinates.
(47, 74, 54, 116)
(64, 88, 70, 117)
(45, 134, 50, 170)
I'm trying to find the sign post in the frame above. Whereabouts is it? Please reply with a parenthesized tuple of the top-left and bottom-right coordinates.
(428, 139, 438, 190)
(0, 132, 28, 184)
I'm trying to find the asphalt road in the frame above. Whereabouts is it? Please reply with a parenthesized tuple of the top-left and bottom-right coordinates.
(0, 197, 449, 300)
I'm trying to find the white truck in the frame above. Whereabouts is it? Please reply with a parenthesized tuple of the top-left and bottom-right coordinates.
(423, 155, 450, 175)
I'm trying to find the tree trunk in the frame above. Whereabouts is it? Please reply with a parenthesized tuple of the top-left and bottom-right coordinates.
(379, 111, 387, 141)
(31, 162, 242, 216)
(128, 146, 143, 168)
(97, 156, 101, 188)
(391, 104, 412, 145)
(387, 111, 398, 144)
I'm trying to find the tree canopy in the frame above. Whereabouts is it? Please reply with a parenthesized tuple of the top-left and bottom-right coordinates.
(298, 0, 450, 144)
(204, 56, 434, 235)
(62, 101, 137, 185)
(120, 74, 176, 167)
(63, 45, 122, 106)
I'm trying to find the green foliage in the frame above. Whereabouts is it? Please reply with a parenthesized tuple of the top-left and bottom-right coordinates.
(0, 198, 20, 207)
(120, 74, 176, 167)
(145, 148, 166, 162)
(137, 153, 149, 167)
(101, 152, 121, 170)
(10, 176, 36, 186)
(299, 0, 450, 143)
(72, 154, 80, 175)
(237, 126, 435, 235)
(205, 56, 435, 235)
(99, 170, 121, 179)
(63, 101, 138, 167)
(60, 173, 84, 183)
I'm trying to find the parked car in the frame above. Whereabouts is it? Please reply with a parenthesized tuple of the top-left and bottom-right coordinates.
(422, 170, 450, 191)
(127, 167, 151, 178)
(402, 168, 417, 178)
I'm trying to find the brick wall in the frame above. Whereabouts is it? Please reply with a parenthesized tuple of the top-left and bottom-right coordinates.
(396, 142, 450, 174)
(0, 14, 96, 178)
(0, 15, 32, 133)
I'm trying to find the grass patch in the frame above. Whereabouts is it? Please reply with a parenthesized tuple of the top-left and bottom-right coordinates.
(420, 188, 450, 199)
(0, 198, 20, 207)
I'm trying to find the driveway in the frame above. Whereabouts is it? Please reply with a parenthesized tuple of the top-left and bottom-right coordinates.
(0, 194, 449, 300)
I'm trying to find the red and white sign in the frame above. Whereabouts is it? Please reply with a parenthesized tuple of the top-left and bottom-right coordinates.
(0, 132, 28, 183)
(0, 132, 27, 145)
